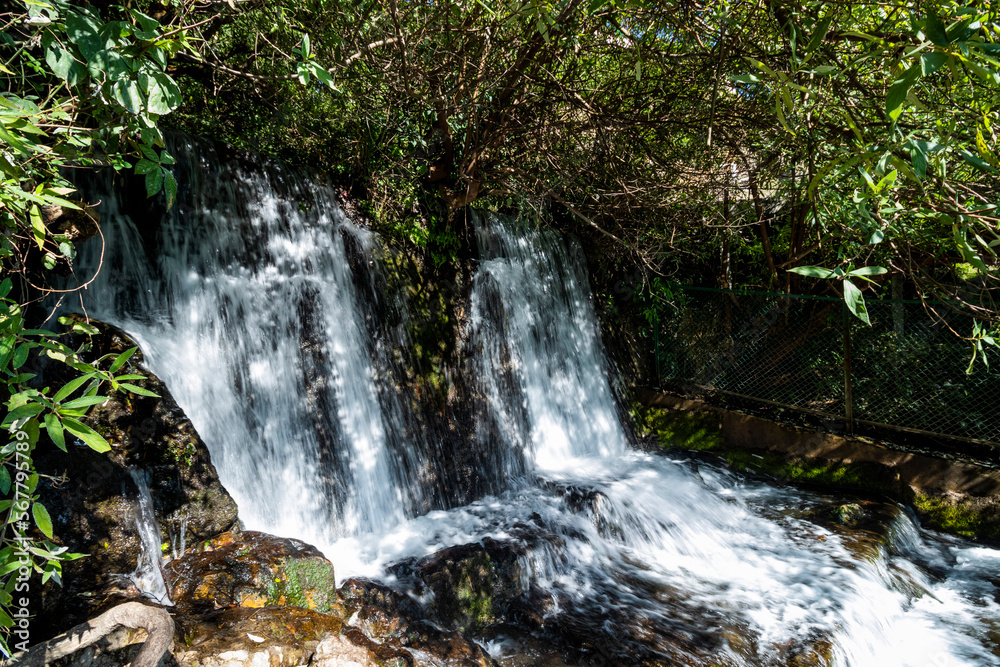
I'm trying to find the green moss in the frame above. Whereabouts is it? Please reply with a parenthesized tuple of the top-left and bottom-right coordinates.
(722, 451, 893, 497)
(634, 406, 723, 451)
(912, 495, 986, 539)
(267, 557, 337, 612)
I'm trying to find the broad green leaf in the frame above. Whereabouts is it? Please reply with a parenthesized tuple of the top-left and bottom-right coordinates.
(65, 10, 106, 62)
(44, 413, 66, 451)
(134, 159, 157, 175)
(311, 64, 337, 89)
(112, 79, 144, 114)
(869, 230, 885, 244)
(61, 417, 111, 452)
(0, 467, 9, 495)
(145, 167, 163, 197)
(42, 35, 86, 85)
(118, 382, 159, 397)
(843, 279, 871, 325)
(788, 265, 836, 278)
(921, 52, 949, 76)
(12, 343, 30, 369)
(0, 278, 11, 298)
(730, 74, 762, 84)
(32, 503, 53, 540)
(910, 144, 928, 179)
(146, 72, 182, 115)
(924, 10, 949, 46)
(109, 347, 138, 373)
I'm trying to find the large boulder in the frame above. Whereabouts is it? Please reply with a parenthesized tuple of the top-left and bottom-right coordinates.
(165, 531, 339, 616)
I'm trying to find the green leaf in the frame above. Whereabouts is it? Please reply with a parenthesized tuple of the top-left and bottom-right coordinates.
(920, 52, 949, 76)
(887, 64, 920, 121)
(311, 64, 337, 90)
(924, 9, 949, 46)
(788, 265, 836, 278)
(910, 144, 928, 179)
(0, 278, 11, 298)
(806, 13, 834, 52)
(134, 159, 157, 175)
(145, 167, 163, 197)
(730, 73, 762, 84)
(44, 413, 66, 452)
(959, 148, 998, 174)
(59, 395, 109, 410)
(61, 418, 111, 452)
(301, 34, 310, 58)
(65, 9, 106, 62)
(32, 503, 54, 540)
(869, 230, 885, 244)
(30, 206, 46, 251)
(1, 403, 44, 427)
(847, 266, 888, 276)
(0, 467, 9, 495)
(53, 372, 96, 403)
(43, 34, 86, 85)
(12, 343, 30, 369)
(112, 79, 144, 115)
(118, 382, 159, 398)
(163, 170, 177, 209)
(843, 279, 871, 325)
(146, 71, 182, 115)
(109, 347, 138, 373)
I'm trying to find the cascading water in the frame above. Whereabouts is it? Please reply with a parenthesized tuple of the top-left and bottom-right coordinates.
(72, 147, 1000, 666)
(73, 137, 420, 550)
(467, 213, 629, 473)
(127, 469, 172, 606)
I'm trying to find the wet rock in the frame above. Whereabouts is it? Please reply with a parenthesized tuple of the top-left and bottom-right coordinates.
(173, 607, 344, 667)
(388, 538, 528, 633)
(34, 317, 238, 637)
(166, 531, 339, 616)
(338, 578, 498, 666)
(309, 633, 379, 667)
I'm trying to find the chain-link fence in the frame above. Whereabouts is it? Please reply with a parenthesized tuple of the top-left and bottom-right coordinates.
(655, 287, 1000, 446)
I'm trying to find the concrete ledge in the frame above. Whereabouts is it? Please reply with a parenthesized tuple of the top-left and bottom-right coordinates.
(636, 390, 1000, 542)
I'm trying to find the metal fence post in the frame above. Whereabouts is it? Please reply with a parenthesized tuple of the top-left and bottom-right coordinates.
(842, 303, 854, 435)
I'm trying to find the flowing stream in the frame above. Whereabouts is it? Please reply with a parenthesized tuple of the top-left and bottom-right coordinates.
(74, 143, 1000, 666)
(127, 469, 172, 606)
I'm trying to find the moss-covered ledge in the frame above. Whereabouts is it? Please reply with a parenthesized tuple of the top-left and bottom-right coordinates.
(634, 390, 1000, 543)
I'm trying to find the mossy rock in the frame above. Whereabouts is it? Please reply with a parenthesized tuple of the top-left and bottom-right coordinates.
(388, 538, 527, 633)
(634, 405, 723, 451)
(912, 493, 1000, 542)
(166, 531, 340, 616)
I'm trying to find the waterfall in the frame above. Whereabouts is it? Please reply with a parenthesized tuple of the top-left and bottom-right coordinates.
(73, 137, 419, 549)
(73, 145, 1000, 666)
(127, 469, 172, 606)
(467, 212, 629, 474)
